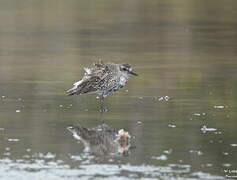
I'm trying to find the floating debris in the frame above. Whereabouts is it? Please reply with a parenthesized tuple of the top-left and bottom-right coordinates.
(137, 121, 142, 125)
(151, 155, 168, 161)
(197, 151, 203, 156)
(158, 97, 163, 101)
(96, 96, 100, 99)
(0, 128, 4, 131)
(193, 113, 201, 116)
(26, 149, 31, 152)
(15, 110, 21, 113)
(59, 105, 63, 108)
(5, 147, 10, 151)
(138, 96, 144, 100)
(163, 149, 172, 154)
(230, 144, 237, 147)
(189, 150, 203, 156)
(214, 106, 224, 109)
(1, 95, 5, 99)
(125, 89, 129, 92)
(168, 124, 176, 128)
(206, 163, 213, 167)
(164, 96, 170, 101)
(223, 152, 229, 155)
(33, 152, 56, 159)
(8, 138, 20, 142)
(70, 155, 83, 161)
(43, 152, 56, 159)
(22, 155, 30, 159)
(201, 125, 217, 133)
(3, 152, 11, 156)
(222, 163, 231, 167)
(108, 158, 114, 162)
(157, 96, 170, 101)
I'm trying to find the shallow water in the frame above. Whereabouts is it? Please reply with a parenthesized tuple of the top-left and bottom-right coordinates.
(0, 0, 237, 179)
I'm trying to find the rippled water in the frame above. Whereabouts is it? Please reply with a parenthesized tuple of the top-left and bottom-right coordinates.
(0, 156, 226, 180)
(0, 0, 237, 179)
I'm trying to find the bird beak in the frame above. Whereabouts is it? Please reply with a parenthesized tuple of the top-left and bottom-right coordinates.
(129, 71, 138, 76)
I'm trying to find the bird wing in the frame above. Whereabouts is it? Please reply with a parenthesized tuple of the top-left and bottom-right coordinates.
(76, 75, 104, 94)
(67, 72, 108, 96)
(67, 61, 110, 96)
(78, 62, 111, 94)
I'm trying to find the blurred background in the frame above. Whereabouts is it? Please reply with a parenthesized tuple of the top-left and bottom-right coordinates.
(0, 0, 237, 179)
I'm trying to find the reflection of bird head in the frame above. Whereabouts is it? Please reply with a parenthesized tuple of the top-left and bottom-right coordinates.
(115, 129, 131, 154)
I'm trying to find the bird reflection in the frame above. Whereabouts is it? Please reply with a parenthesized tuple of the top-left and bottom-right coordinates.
(67, 123, 131, 156)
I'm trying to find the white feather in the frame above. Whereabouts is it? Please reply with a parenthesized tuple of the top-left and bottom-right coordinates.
(119, 76, 127, 86)
(72, 132, 81, 140)
(73, 80, 83, 86)
(84, 68, 92, 74)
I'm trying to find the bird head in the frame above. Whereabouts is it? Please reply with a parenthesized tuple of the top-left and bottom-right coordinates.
(120, 64, 138, 76)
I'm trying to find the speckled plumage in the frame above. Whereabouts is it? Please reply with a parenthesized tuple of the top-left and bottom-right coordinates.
(66, 61, 137, 97)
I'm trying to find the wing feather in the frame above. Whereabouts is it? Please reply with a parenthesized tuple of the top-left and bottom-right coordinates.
(67, 61, 111, 96)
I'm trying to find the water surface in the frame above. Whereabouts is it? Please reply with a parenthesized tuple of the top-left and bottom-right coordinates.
(0, 0, 237, 179)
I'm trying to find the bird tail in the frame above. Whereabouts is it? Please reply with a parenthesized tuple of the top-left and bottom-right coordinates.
(66, 86, 78, 96)
(67, 125, 91, 140)
(66, 80, 83, 96)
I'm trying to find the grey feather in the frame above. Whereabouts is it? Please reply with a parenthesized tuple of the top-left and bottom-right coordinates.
(66, 61, 137, 97)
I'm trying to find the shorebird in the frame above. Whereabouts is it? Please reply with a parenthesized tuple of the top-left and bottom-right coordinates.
(67, 124, 131, 155)
(66, 61, 138, 98)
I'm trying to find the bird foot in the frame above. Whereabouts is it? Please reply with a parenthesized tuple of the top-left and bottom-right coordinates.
(100, 106, 108, 113)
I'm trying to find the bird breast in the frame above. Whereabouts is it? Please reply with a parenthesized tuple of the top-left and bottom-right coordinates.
(119, 75, 128, 86)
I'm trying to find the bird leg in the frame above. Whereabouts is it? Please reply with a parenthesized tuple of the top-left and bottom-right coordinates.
(99, 95, 108, 113)
(99, 95, 106, 123)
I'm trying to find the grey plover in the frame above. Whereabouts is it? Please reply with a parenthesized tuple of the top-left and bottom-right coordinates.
(67, 124, 131, 155)
(66, 61, 138, 98)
